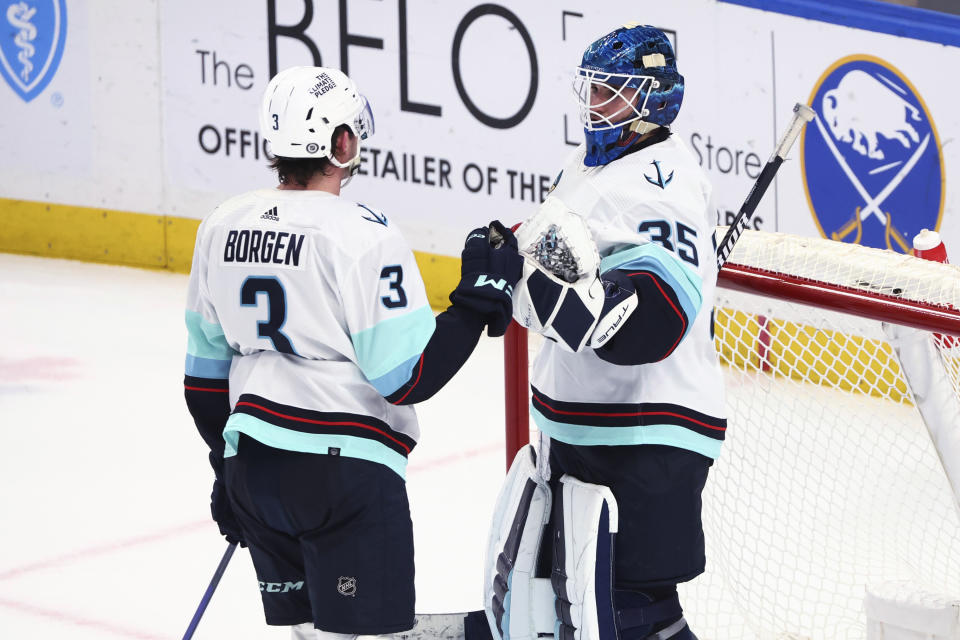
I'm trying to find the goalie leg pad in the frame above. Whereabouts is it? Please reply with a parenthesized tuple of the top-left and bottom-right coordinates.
(484, 445, 554, 640)
(551, 475, 620, 640)
(550, 474, 694, 640)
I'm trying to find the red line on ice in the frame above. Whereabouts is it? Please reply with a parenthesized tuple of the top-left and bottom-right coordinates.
(0, 357, 81, 382)
(0, 597, 169, 639)
(0, 521, 208, 580)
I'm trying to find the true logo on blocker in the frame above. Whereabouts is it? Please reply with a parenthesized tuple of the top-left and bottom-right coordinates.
(801, 55, 944, 253)
(0, 0, 67, 102)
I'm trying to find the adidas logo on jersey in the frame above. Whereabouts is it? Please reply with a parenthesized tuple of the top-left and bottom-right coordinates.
(260, 206, 279, 222)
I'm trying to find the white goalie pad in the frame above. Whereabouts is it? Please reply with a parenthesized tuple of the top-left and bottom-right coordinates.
(552, 475, 620, 640)
(483, 445, 555, 640)
(511, 197, 605, 353)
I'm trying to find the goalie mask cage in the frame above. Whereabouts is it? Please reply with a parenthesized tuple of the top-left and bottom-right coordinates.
(502, 229, 960, 640)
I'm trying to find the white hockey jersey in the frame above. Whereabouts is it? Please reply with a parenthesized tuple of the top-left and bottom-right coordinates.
(531, 134, 728, 458)
(185, 189, 435, 478)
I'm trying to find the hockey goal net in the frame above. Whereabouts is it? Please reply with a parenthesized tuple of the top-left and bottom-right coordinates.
(503, 229, 960, 639)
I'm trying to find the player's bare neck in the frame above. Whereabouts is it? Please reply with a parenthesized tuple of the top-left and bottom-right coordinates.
(277, 171, 343, 196)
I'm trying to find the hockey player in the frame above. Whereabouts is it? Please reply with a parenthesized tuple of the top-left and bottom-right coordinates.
(183, 66, 522, 640)
(483, 24, 725, 640)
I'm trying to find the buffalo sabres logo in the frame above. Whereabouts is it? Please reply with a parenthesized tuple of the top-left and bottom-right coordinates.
(0, 0, 67, 102)
(337, 576, 357, 597)
(801, 55, 943, 253)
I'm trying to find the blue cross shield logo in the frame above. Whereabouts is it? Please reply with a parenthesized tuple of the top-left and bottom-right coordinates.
(0, 0, 67, 102)
(801, 55, 943, 253)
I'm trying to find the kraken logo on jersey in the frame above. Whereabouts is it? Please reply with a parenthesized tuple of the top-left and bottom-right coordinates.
(644, 160, 674, 189)
(358, 203, 388, 226)
(801, 55, 944, 253)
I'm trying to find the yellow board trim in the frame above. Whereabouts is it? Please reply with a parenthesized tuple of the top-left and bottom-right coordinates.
(0, 198, 168, 268)
(0, 197, 460, 309)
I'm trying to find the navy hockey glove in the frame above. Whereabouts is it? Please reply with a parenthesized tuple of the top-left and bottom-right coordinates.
(210, 479, 245, 546)
(208, 452, 245, 546)
(449, 220, 524, 337)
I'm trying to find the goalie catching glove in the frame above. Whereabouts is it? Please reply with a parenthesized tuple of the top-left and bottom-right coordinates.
(511, 197, 638, 352)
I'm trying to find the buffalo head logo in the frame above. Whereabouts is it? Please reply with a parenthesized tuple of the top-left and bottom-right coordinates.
(802, 56, 943, 253)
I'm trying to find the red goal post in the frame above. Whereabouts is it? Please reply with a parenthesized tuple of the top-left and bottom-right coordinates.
(501, 229, 960, 639)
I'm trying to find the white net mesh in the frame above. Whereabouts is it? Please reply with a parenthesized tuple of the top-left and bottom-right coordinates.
(682, 230, 960, 639)
(683, 287, 960, 639)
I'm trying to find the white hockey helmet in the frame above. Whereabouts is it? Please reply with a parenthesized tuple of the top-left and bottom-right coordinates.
(259, 66, 374, 171)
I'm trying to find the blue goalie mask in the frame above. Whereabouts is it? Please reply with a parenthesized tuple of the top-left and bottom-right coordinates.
(573, 23, 684, 166)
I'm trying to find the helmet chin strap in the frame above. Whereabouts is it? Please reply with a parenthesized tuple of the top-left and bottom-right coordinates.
(629, 120, 659, 136)
(328, 146, 362, 188)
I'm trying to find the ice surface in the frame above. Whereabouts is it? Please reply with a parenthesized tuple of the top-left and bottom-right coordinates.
(0, 254, 506, 639)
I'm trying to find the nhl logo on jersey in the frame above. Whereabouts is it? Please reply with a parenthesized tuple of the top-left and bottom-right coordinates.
(0, 0, 67, 102)
(337, 576, 357, 597)
(801, 55, 943, 253)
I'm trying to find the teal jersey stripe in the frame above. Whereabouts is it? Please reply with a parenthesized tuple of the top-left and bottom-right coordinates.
(351, 305, 435, 381)
(600, 244, 703, 331)
(222, 413, 408, 479)
(185, 354, 231, 379)
(185, 310, 236, 360)
(532, 405, 722, 459)
(368, 353, 422, 397)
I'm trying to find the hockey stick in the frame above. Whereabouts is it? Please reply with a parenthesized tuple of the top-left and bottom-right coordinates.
(182, 541, 237, 640)
(715, 103, 816, 270)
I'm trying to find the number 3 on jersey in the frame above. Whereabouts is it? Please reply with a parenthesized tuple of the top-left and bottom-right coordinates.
(379, 266, 408, 308)
(241, 276, 297, 355)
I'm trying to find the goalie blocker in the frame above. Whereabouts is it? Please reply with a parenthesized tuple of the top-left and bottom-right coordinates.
(481, 445, 692, 640)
